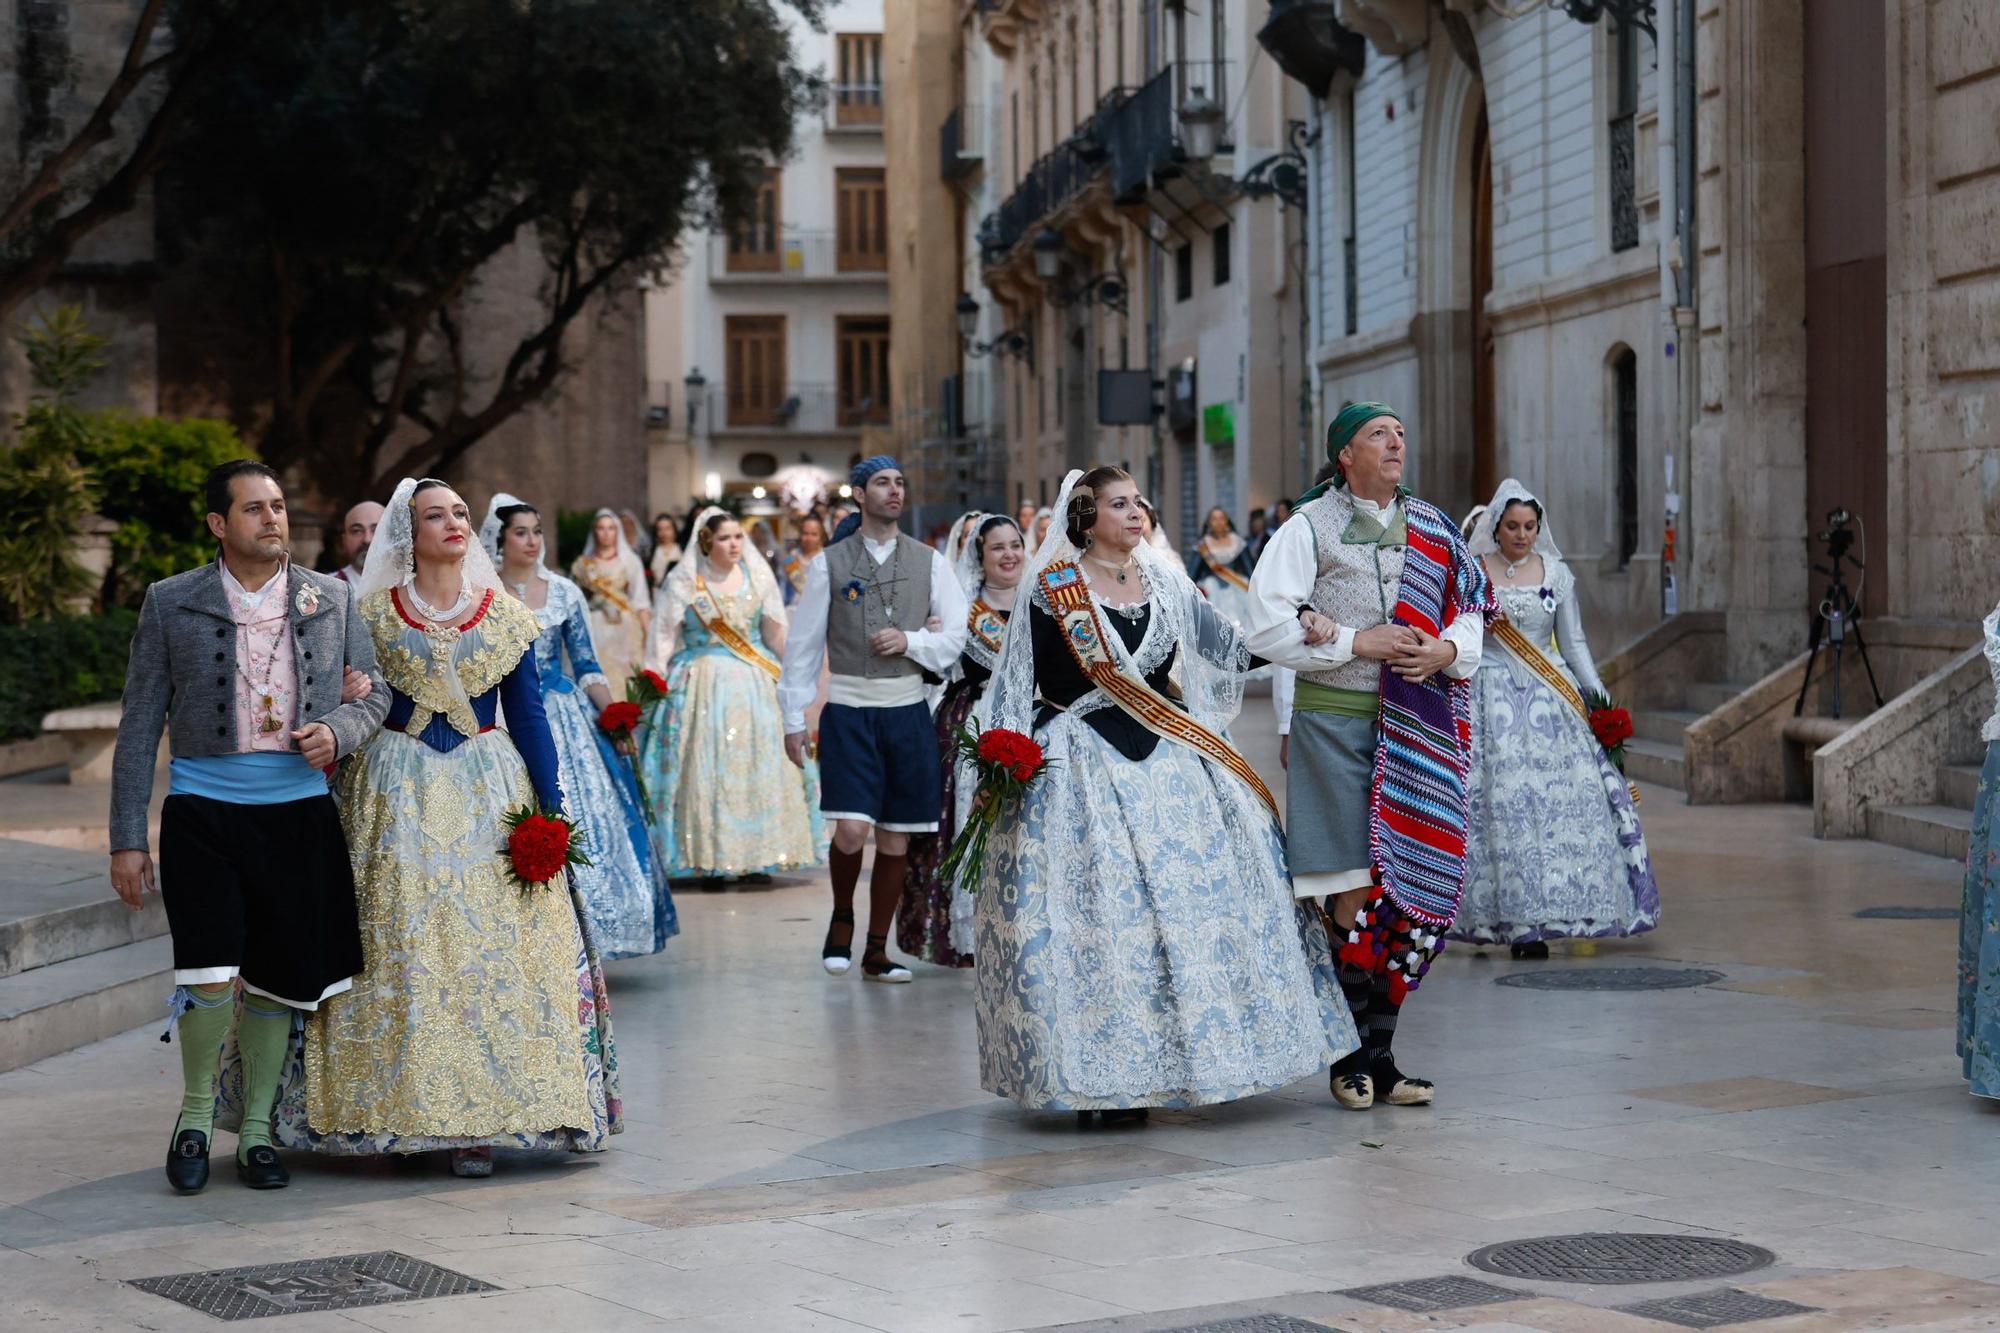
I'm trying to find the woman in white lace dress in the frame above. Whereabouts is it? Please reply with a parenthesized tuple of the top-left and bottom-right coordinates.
(974, 467, 1356, 1124)
(1451, 480, 1659, 957)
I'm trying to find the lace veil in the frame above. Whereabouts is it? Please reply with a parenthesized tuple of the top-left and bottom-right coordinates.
(355, 476, 504, 604)
(984, 469, 1252, 742)
(479, 491, 550, 583)
(1467, 478, 1563, 561)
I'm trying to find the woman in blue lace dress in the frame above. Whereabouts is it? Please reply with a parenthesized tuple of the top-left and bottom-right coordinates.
(641, 508, 822, 879)
(485, 494, 676, 958)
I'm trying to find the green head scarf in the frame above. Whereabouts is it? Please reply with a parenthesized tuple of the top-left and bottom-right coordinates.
(1298, 402, 1401, 504)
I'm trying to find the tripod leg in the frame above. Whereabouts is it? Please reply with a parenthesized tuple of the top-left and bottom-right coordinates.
(1850, 621, 1886, 708)
(1794, 618, 1825, 717)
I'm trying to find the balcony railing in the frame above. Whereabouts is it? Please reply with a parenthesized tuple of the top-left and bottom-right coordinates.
(699, 382, 888, 434)
(830, 82, 883, 129)
(979, 87, 1131, 263)
(711, 228, 888, 281)
(1102, 63, 1234, 205)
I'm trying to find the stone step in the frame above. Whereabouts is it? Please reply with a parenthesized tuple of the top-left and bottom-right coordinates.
(1940, 763, 1984, 812)
(1865, 803, 1974, 864)
(0, 935, 171, 1073)
(1633, 707, 1702, 746)
(1625, 737, 1685, 792)
(1683, 681, 1750, 715)
(0, 839, 168, 978)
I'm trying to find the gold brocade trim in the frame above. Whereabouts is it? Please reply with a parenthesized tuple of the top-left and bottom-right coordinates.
(1039, 561, 1280, 820)
(361, 589, 539, 739)
(690, 575, 780, 681)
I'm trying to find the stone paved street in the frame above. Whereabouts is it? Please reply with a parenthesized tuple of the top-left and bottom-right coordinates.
(6, 718, 2000, 1331)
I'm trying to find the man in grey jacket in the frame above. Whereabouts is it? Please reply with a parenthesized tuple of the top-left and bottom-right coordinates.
(109, 460, 388, 1194)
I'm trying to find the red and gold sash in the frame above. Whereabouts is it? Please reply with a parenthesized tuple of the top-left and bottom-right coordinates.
(1038, 561, 1279, 820)
(577, 558, 638, 618)
(1492, 614, 1639, 804)
(1199, 540, 1251, 592)
(968, 599, 1007, 655)
(691, 574, 780, 681)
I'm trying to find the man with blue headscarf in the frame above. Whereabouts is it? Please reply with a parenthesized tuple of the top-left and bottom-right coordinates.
(1247, 404, 1496, 1114)
(780, 457, 968, 984)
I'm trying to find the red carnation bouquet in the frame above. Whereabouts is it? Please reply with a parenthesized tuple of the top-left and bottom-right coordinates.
(1584, 689, 1634, 769)
(501, 805, 592, 891)
(597, 700, 644, 739)
(937, 724, 1053, 895)
(626, 668, 669, 708)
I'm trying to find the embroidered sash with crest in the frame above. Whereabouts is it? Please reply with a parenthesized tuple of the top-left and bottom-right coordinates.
(1037, 561, 1279, 820)
(968, 598, 1007, 660)
(1198, 540, 1252, 592)
(691, 574, 781, 681)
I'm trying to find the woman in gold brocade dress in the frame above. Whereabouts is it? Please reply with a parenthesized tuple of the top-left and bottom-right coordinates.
(570, 508, 651, 696)
(272, 477, 619, 1177)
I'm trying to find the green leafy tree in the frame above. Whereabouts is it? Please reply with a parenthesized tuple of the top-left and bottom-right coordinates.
(165, 0, 822, 506)
(0, 307, 103, 622)
(79, 413, 249, 608)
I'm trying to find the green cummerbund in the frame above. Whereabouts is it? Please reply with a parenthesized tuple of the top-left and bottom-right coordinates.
(1293, 680, 1379, 719)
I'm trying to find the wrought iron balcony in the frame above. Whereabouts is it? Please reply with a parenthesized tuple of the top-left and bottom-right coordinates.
(1257, 0, 1366, 99)
(710, 228, 887, 282)
(978, 87, 1132, 264)
(697, 382, 887, 434)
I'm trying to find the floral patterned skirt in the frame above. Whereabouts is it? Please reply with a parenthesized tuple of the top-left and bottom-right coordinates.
(1450, 667, 1660, 944)
(217, 730, 620, 1154)
(898, 678, 979, 967)
(1959, 742, 2000, 1099)
(974, 711, 1356, 1110)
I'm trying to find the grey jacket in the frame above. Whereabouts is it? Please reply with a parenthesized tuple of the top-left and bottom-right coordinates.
(109, 562, 390, 852)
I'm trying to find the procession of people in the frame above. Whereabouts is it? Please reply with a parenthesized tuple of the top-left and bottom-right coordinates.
(109, 413, 1681, 1193)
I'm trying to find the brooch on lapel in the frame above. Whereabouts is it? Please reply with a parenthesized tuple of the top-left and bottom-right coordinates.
(295, 581, 321, 617)
(841, 579, 865, 603)
(1538, 588, 1557, 615)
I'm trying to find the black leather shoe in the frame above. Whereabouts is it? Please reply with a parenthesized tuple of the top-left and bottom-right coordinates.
(236, 1144, 290, 1190)
(166, 1128, 210, 1194)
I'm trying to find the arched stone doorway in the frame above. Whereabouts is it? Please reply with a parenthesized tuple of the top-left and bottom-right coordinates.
(1413, 46, 1488, 514)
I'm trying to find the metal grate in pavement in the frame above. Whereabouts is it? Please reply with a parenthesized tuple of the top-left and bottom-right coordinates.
(1337, 1275, 1527, 1312)
(1157, 1318, 1341, 1333)
(1466, 1233, 1775, 1284)
(1854, 906, 1958, 920)
(1496, 967, 1724, 992)
(1616, 1287, 1820, 1328)
(127, 1250, 495, 1320)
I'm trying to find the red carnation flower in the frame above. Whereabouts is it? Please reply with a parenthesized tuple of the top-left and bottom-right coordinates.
(641, 669, 668, 694)
(1590, 707, 1634, 749)
(508, 813, 572, 885)
(1012, 762, 1034, 780)
(598, 700, 644, 736)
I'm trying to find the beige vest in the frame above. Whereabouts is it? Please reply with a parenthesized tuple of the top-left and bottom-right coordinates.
(1299, 489, 1404, 693)
(825, 533, 932, 679)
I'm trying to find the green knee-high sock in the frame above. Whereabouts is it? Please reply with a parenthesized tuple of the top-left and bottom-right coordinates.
(173, 988, 235, 1141)
(235, 996, 294, 1163)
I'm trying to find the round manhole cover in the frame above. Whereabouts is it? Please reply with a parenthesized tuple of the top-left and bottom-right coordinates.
(1495, 968, 1724, 992)
(1466, 1233, 1775, 1284)
(1854, 906, 1957, 920)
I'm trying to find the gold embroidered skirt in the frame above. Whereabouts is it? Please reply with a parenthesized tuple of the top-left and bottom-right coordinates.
(301, 728, 617, 1152)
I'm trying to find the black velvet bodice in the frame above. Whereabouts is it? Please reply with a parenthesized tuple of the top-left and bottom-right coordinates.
(1029, 600, 1179, 761)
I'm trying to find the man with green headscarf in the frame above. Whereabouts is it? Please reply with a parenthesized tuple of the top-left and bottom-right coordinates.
(1247, 403, 1494, 1112)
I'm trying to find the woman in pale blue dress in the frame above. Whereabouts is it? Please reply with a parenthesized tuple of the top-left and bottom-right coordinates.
(641, 508, 822, 879)
(1451, 480, 1658, 957)
(485, 495, 676, 957)
(976, 467, 1355, 1123)
(1958, 602, 2000, 1100)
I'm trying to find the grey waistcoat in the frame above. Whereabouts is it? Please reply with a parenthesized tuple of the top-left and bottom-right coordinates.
(824, 533, 932, 679)
(108, 562, 390, 853)
(1299, 489, 1405, 693)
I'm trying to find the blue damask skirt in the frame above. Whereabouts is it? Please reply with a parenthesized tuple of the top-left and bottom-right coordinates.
(974, 711, 1356, 1111)
(1959, 742, 2000, 1099)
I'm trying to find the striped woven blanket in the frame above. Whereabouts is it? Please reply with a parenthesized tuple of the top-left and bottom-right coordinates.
(1367, 497, 1499, 928)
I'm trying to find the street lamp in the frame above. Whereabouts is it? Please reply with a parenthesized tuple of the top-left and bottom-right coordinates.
(1032, 228, 1067, 282)
(684, 367, 707, 435)
(956, 293, 1036, 366)
(1177, 87, 1225, 165)
(955, 292, 980, 342)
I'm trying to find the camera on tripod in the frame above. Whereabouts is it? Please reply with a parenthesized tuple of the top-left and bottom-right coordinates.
(1794, 505, 1882, 718)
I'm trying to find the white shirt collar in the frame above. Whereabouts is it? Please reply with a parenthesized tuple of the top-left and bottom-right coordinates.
(220, 557, 286, 613)
(861, 532, 900, 562)
(1350, 492, 1400, 521)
